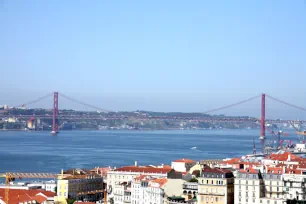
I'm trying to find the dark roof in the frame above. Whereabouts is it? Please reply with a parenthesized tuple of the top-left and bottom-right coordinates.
(202, 168, 232, 174)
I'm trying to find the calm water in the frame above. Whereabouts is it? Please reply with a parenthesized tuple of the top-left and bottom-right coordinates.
(0, 129, 298, 173)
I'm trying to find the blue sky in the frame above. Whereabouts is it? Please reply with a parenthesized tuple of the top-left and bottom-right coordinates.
(1, 1, 306, 118)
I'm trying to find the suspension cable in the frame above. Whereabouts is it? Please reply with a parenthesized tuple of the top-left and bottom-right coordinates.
(59, 93, 111, 113)
(202, 95, 261, 114)
(266, 94, 306, 112)
(14, 93, 53, 108)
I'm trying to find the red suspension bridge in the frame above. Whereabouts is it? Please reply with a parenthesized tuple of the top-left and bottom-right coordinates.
(1, 92, 306, 145)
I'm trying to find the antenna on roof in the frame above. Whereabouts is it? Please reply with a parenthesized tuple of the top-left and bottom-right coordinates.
(253, 136, 256, 155)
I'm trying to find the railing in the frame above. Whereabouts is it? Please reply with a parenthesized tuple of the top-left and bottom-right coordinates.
(198, 192, 225, 196)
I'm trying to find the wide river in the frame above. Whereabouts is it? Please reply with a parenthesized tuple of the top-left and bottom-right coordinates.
(0, 129, 299, 173)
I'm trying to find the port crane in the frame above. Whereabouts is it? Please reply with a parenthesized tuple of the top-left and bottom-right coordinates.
(266, 126, 289, 149)
(289, 121, 306, 143)
(0, 172, 57, 204)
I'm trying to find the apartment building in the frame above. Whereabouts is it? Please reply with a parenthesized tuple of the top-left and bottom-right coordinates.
(171, 158, 197, 173)
(198, 168, 234, 204)
(283, 172, 306, 201)
(107, 166, 172, 203)
(113, 181, 131, 204)
(55, 169, 103, 203)
(234, 169, 265, 204)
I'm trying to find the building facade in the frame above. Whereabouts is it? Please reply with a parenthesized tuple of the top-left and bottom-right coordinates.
(171, 159, 196, 173)
(235, 169, 265, 204)
(283, 173, 306, 201)
(56, 169, 103, 203)
(107, 166, 172, 204)
(198, 168, 234, 204)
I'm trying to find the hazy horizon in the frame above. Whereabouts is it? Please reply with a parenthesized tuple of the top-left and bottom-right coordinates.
(1, 1, 306, 119)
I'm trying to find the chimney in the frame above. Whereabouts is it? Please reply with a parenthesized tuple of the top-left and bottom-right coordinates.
(135, 161, 138, 167)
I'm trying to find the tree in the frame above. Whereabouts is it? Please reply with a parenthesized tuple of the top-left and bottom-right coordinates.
(66, 199, 75, 204)
(189, 178, 198, 183)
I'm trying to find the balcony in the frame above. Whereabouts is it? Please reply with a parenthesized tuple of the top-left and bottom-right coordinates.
(198, 192, 225, 196)
(183, 182, 198, 191)
(123, 196, 131, 203)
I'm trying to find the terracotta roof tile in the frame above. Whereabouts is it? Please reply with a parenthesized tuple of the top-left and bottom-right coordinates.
(114, 166, 172, 174)
(0, 189, 55, 204)
(266, 167, 283, 174)
(149, 178, 168, 187)
(239, 168, 259, 174)
(265, 152, 302, 162)
(32, 195, 47, 203)
(173, 158, 196, 164)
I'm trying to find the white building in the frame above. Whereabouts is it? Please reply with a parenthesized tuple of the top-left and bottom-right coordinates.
(27, 180, 57, 193)
(283, 173, 306, 201)
(131, 175, 156, 204)
(145, 178, 168, 204)
(107, 166, 172, 204)
(113, 181, 131, 204)
(171, 158, 196, 173)
(235, 168, 288, 204)
(260, 172, 285, 204)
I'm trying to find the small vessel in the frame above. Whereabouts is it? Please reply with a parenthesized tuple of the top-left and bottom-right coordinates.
(191, 147, 197, 150)
(50, 131, 58, 136)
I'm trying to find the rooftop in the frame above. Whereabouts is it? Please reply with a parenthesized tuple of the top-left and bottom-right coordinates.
(114, 166, 172, 174)
(173, 158, 196, 164)
(0, 189, 55, 204)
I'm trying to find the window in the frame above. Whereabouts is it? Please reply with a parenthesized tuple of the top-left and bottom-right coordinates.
(211, 180, 214, 184)
(246, 186, 248, 190)
(253, 181, 255, 185)
(246, 199, 248, 202)
(207, 180, 209, 184)
(260, 200, 262, 204)
(201, 196, 204, 201)
(206, 197, 209, 202)
(274, 201, 277, 204)
(216, 197, 218, 202)
(246, 181, 248, 185)
(253, 199, 255, 203)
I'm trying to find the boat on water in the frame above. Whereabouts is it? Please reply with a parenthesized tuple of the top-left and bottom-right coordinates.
(50, 131, 58, 136)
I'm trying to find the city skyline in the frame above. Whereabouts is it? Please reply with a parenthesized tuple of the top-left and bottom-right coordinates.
(1, 1, 306, 118)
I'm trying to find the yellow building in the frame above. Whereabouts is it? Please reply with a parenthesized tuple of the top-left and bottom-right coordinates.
(55, 169, 103, 204)
(198, 168, 234, 204)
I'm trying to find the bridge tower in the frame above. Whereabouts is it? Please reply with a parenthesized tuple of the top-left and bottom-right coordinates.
(260, 93, 265, 153)
(51, 92, 58, 135)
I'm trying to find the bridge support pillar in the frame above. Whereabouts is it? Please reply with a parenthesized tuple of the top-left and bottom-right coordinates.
(52, 92, 59, 134)
(260, 93, 265, 153)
